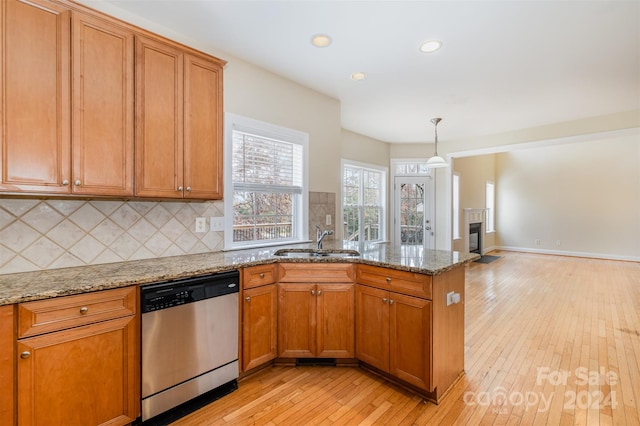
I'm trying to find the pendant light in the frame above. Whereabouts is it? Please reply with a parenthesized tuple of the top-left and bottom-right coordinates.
(427, 117, 448, 168)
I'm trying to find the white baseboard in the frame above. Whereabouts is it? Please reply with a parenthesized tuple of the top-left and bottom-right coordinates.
(495, 246, 640, 262)
(483, 245, 498, 254)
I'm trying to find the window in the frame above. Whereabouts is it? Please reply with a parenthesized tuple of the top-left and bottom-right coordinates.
(343, 161, 386, 242)
(486, 181, 495, 233)
(453, 173, 460, 239)
(225, 114, 308, 248)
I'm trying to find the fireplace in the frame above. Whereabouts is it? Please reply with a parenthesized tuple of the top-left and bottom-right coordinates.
(463, 208, 486, 255)
(469, 222, 481, 254)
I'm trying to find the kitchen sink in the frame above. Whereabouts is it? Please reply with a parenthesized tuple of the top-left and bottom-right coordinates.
(273, 248, 360, 258)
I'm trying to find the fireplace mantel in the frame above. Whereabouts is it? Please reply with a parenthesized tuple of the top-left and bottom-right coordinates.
(463, 208, 486, 255)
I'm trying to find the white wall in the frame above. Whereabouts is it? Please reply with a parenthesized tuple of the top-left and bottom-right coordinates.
(452, 155, 496, 252)
(495, 133, 640, 260)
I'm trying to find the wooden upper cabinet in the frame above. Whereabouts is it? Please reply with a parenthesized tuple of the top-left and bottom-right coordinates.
(71, 12, 134, 196)
(1, 0, 71, 193)
(184, 54, 223, 199)
(1, 1, 135, 196)
(135, 36, 224, 200)
(135, 36, 184, 198)
(2, 1, 224, 198)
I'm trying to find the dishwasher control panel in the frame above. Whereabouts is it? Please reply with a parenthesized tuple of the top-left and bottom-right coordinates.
(141, 270, 239, 313)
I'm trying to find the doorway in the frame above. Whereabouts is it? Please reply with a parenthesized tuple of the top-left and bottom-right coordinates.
(392, 176, 434, 249)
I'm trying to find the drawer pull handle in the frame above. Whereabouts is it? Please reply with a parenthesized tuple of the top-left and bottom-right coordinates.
(245, 296, 251, 302)
(259, 273, 265, 278)
(79, 307, 88, 314)
(20, 351, 31, 359)
(382, 298, 388, 303)
(385, 277, 391, 282)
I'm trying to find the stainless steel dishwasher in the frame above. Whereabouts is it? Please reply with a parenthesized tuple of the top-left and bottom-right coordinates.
(140, 270, 239, 422)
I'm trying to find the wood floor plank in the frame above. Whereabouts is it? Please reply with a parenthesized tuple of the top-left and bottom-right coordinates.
(169, 252, 640, 425)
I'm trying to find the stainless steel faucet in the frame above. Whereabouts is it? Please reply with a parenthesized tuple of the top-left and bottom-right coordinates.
(316, 225, 333, 249)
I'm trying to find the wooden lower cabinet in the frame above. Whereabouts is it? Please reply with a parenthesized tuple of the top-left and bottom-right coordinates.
(15, 288, 139, 426)
(242, 284, 278, 371)
(278, 283, 355, 359)
(355, 284, 432, 391)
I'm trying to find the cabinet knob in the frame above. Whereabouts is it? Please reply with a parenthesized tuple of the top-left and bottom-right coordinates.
(389, 299, 394, 305)
(311, 290, 315, 295)
(245, 296, 251, 302)
(317, 290, 322, 296)
(20, 351, 31, 359)
(61, 179, 69, 186)
(382, 298, 388, 303)
(385, 277, 391, 283)
(74, 180, 81, 186)
(186, 186, 192, 192)
(79, 306, 88, 314)
(178, 186, 184, 191)
(259, 273, 265, 278)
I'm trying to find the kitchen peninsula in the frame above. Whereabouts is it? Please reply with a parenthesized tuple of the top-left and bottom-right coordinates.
(0, 242, 478, 425)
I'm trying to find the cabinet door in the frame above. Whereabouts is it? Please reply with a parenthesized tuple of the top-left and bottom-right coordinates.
(355, 284, 389, 371)
(317, 283, 354, 358)
(1, 0, 71, 193)
(278, 283, 315, 358)
(389, 292, 431, 390)
(17, 315, 139, 426)
(242, 284, 277, 371)
(71, 12, 134, 196)
(183, 54, 223, 199)
(135, 36, 184, 198)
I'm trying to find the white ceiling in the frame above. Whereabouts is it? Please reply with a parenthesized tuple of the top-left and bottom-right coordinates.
(98, 0, 639, 143)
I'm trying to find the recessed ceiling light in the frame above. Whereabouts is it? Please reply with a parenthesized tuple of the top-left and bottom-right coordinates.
(351, 72, 366, 81)
(311, 34, 332, 48)
(419, 40, 442, 53)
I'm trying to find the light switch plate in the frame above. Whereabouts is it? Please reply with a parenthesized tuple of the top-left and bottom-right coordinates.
(210, 216, 225, 232)
(195, 217, 207, 233)
(325, 214, 332, 226)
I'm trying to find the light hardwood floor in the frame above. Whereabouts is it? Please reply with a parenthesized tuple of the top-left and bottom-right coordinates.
(172, 251, 640, 425)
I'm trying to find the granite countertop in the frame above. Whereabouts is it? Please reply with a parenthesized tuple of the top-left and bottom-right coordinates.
(0, 241, 479, 306)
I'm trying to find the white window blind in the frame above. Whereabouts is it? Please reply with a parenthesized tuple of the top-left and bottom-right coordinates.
(232, 131, 303, 193)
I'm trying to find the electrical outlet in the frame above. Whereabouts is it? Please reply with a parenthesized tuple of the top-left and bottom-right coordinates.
(535, 239, 541, 245)
(325, 214, 332, 226)
(195, 217, 207, 233)
(446, 291, 461, 306)
(555, 240, 562, 246)
(210, 216, 224, 232)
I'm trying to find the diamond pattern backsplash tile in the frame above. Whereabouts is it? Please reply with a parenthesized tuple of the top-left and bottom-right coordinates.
(0, 199, 225, 274)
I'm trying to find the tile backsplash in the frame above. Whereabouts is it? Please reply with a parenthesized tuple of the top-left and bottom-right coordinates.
(309, 192, 336, 240)
(0, 198, 224, 274)
(1, 192, 338, 274)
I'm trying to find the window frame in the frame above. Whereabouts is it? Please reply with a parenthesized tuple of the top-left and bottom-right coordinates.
(224, 113, 309, 249)
(341, 159, 387, 243)
(486, 180, 495, 233)
(453, 173, 460, 240)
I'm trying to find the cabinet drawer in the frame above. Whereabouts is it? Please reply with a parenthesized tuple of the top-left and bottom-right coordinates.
(279, 263, 355, 283)
(357, 264, 431, 300)
(18, 286, 137, 338)
(243, 264, 278, 289)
